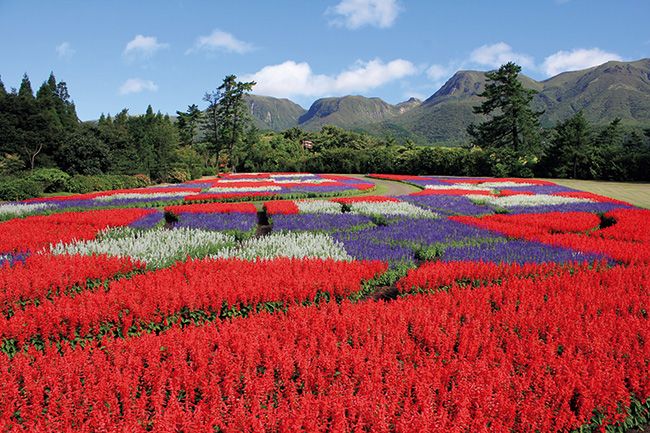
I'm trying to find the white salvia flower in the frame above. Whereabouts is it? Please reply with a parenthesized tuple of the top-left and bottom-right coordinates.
(424, 184, 493, 191)
(465, 194, 593, 207)
(207, 185, 282, 193)
(476, 181, 535, 188)
(270, 173, 317, 178)
(349, 201, 438, 218)
(296, 200, 343, 214)
(214, 178, 272, 183)
(94, 192, 196, 202)
(272, 178, 335, 184)
(50, 227, 235, 268)
(0, 202, 53, 216)
(212, 232, 351, 261)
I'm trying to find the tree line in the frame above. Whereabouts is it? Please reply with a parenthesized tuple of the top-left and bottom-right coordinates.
(1, 67, 649, 200)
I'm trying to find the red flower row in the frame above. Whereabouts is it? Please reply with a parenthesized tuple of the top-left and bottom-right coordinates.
(0, 254, 141, 313)
(0, 258, 386, 344)
(0, 208, 154, 254)
(165, 202, 258, 214)
(2, 263, 647, 432)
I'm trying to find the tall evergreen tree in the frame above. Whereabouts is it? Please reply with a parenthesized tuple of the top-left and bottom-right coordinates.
(468, 62, 543, 154)
(547, 111, 593, 179)
(176, 104, 202, 146)
(18, 74, 34, 100)
(202, 75, 255, 172)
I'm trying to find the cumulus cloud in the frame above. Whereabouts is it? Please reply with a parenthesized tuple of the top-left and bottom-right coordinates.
(426, 64, 453, 81)
(327, 0, 401, 29)
(541, 48, 622, 76)
(241, 58, 417, 98)
(123, 35, 168, 59)
(119, 78, 158, 95)
(55, 42, 75, 59)
(470, 42, 535, 69)
(187, 29, 254, 54)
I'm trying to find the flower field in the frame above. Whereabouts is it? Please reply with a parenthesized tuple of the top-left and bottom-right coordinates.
(0, 173, 648, 432)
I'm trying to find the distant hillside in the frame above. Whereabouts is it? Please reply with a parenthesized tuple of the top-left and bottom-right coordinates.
(245, 58, 650, 143)
(297, 95, 419, 131)
(244, 94, 306, 131)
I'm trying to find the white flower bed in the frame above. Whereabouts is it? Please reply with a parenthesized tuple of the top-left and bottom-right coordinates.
(51, 227, 235, 268)
(0, 202, 53, 217)
(212, 232, 351, 261)
(476, 181, 535, 188)
(207, 185, 282, 193)
(273, 178, 335, 184)
(424, 184, 493, 191)
(94, 192, 196, 202)
(270, 173, 316, 179)
(296, 200, 343, 214)
(465, 194, 593, 208)
(214, 178, 272, 183)
(349, 202, 438, 218)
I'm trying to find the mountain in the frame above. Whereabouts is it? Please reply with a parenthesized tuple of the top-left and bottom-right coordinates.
(243, 94, 306, 131)
(297, 95, 417, 131)
(244, 59, 650, 143)
(383, 59, 650, 143)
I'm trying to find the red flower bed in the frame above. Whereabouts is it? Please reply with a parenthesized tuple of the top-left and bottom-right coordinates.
(264, 200, 299, 215)
(497, 189, 535, 196)
(2, 263, 647, 432)
(452, 209, 650, 264)
(396, 260, 597, 294)
(0, 258, 386, 344)
(0, 208, 154, 254)
(165, 202, 257, 214)
(0, 254, 141, 311)
(552, 191, 632, 205)
(443, 177, 556, 185)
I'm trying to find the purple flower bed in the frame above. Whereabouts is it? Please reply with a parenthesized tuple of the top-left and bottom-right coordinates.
(174, 212, 258, 232)
(441, 239, 606, 264)
(335, 236, 416, 263)
(272, 214, 372, 232)
(0, 252, 29, 267)
(400, 195, 493, 216)
(130, 212, 165, 229)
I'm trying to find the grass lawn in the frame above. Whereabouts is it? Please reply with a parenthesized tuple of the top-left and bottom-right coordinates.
(540, 178, 650, 209)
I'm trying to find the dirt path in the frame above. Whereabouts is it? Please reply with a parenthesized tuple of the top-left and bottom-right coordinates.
(341, 174, 422, 196)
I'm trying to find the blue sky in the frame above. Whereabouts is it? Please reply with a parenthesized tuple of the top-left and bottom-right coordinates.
(1, 0, 648, 120)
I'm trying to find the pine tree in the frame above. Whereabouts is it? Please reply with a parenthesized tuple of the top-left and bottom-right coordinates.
(18, 73, 34, 100)
(468, 62, 543, 154)
(202, 75, 255, 172)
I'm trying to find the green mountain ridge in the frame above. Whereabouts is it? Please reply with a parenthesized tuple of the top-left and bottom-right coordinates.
(245, 58, 650, 144)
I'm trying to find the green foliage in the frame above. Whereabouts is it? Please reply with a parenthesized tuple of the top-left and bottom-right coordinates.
(0, 177, 44, 201)
(58, 125, 111, 175)
(467, 62, 543, 176)
(64, 174, 150, 194)
(0, 154, 25, 176)
(27, 168, 70, 192)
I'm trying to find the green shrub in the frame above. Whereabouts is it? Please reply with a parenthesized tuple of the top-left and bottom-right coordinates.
(28, 168, 71, 193)
(166, 169, 191, 184)
(64, 174, 152, 194)
(0, 177, 44, 201)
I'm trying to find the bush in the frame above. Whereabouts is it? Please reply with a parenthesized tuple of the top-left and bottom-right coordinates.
(166, 169, 191, 184)
(28, 168, 70, 193)
(0, 177, 44, 201)
(65, 174, 152, 194)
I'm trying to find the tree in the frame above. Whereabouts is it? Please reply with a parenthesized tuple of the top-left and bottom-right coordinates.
(547, 111, 593, 179)
(468, 62, 543, 172)
(176, 104, 202, 147)
(202, 75, 255, 173)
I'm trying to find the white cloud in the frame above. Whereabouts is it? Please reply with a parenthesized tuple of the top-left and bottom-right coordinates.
(327, 0, 401, 29)
(188, 29, 253, 54)
(123, 35, 168, 58)
(426, 64, 453, 81)
(470, 42, 535, 69)
(541, 48, 622, 76)
(55, 42, 75, 59)
(119, 78, 158, 95)
(241, 58, 417, 98)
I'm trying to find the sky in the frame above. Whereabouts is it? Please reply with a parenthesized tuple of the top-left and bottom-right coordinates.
(1, 0, 648, 120)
